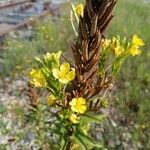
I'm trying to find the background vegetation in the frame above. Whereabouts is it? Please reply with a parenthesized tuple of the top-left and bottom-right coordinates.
(0, 0, 149, 149)
(105, 0, 150, 149)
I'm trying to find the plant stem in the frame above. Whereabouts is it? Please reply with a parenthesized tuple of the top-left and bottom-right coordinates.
(66, 130, 73, 150)
(66, 137, 71, 150)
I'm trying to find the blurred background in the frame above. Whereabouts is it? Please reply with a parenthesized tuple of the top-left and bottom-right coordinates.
(0, 0, 149, 149)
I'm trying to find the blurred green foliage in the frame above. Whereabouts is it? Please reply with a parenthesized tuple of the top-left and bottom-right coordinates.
(104, 0, 150, 149)
(0, 104, 7, 114)
(0, 14, 73, 78)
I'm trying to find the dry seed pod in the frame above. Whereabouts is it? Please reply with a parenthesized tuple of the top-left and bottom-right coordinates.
(68, 0, 116, 101)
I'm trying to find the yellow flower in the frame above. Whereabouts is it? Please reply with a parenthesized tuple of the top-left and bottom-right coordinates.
(52, 63, 75, 84)
(102, 39, 111, 49)
(75, 4, 84, 17)
(114, 45, 124, 56)
(47, 95, 56, 105)
(129, 45, 141, 56)
(132, 34, 144, 46)
(129, 35, 144, 56)
(69, 114, 79, 124)
(69, 97, 87, 114)
(30, 69, 47, 87)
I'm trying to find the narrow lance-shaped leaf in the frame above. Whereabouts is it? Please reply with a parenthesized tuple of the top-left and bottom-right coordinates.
(74, 133, 88, 150)
(80, 113, 106, 124)
(76, 126, 103, 148)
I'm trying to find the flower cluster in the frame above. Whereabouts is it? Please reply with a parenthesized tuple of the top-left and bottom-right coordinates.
(30, 51, 75, 103)
(100, 35, 144, 76)
(30, 51, 88, 124)
(30, 51, 74, 88)
(52, 63, 75, 84)
(69, 97, 87, 123)
(102, 34, 144, 57)
(130, 34, 144, 56)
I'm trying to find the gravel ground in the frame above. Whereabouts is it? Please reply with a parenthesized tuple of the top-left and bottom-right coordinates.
(0, 78, 142, 150)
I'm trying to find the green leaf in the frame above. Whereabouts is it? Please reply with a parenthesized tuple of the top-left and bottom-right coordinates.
(80, 113, 106, 124)
(60, 137, 69, 150)
(35, 57, 42, 64)
(74, 133, 87, 150)
(59, 126, 69, 150)
(77, 127, 103, 148)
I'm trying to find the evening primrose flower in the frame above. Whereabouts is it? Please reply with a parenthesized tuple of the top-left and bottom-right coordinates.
(47, 95, 56, 105)
(69, 97, 87, 114)
(30, 69, 47, 87)
(129, 35, 144, 56)
(129, 45, 141, 56)
(132, 34, 144, 46)
(75, 3, 84, 17)
(52, 63, 75, 84)
(69, 114, 79, 124)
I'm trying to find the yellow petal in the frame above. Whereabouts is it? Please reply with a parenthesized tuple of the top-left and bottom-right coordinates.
(78, 97, 86, 105)
(52, 69, 60, 79)
(59, 78, 69, 84)
(60, 63, 70, 74)
(30, 69, 37, 77)
(69, 98, 77, 106)
(30, 69, 47, 87)
(71, 106, 78, 113)
(132, 34, 144, 46)
(31, 79, 42, 87)
(130, 46, 141, 56)
(38, 77, 46, 87)
(65, 70, 75, 81)
(69, 97, 87, 114)
(79, 105, 87, 114)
